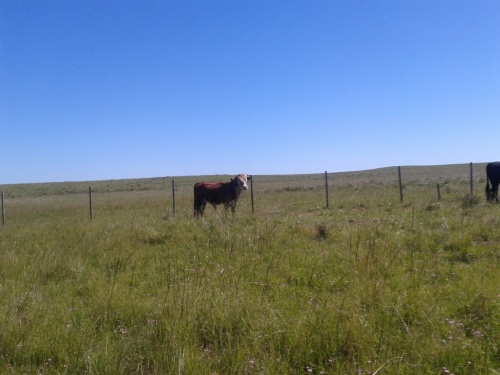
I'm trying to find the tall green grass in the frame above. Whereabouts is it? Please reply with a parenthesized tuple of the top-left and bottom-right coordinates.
(0, 171, 498, 374)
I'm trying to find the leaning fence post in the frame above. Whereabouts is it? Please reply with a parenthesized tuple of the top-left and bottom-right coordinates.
(398, 166, 403, 202)
(325, 171, 329, 208)
(250, 175, 254, 214)
(1, 192, 5, 226)
(89, 186, 93, 221)
(171, 179, 176, 215)
(469, 162, 473, 196)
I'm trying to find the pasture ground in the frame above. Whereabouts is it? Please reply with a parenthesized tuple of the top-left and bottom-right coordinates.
(1, 165, 499, 374)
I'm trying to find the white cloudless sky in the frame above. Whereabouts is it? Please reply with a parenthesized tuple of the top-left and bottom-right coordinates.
(1, 1, 499, 183)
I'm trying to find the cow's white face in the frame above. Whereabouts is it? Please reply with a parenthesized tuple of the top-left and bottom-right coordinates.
(235, 174, 249, 191)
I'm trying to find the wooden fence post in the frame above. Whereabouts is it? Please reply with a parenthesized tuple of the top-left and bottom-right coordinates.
(250, 175, 254, 214)
(398, 166, 403, 202)
(1, 192, 5, 226)
(171, 179, 176, 215)
(325, 171, 329, 208)
(436, 184, 441, 201)
(469, 162, 473, 196)
(89, 186, 93, 221)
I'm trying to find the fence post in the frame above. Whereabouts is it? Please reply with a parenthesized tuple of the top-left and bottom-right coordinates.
(1, 192, 5, 226)
(89, 186, 93, 221)
(398, 166, 403, 202)
(171, 179, 176, 215)
(469, 162, 473, 196)
(250, 175, 254, 214)
(436, 184, 441, 201)
(325, 171, 329, 208)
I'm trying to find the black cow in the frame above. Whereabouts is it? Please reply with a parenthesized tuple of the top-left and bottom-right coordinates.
(485, 162, 500, 202)
(193, 174, 249, 216)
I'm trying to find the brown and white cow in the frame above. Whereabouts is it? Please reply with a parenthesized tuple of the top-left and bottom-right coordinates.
(193, 174, 249, 216)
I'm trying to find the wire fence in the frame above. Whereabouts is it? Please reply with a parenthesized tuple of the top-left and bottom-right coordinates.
(1, 163, 492, 225)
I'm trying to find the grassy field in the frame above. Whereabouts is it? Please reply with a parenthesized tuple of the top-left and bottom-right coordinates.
(1, 165, 498, 374)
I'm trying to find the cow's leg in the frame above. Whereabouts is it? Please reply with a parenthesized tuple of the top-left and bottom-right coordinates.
(194, 201, 207, 217)
(194, 202, 201, 216)
(494, 183, 499, 202)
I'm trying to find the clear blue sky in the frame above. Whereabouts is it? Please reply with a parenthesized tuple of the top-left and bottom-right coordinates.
(1, 1, 499, 183)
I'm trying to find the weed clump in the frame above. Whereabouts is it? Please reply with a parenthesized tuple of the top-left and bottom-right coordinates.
(462, 194, 480, 208)
(315, 222, 328, 239)
(425, 202, 441, 211)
